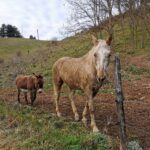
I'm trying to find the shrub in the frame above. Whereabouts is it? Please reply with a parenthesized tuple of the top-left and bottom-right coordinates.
(127, 141, 142, 150)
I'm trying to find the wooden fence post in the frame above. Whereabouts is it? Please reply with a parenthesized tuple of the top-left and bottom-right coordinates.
(114, 55, 127, 150)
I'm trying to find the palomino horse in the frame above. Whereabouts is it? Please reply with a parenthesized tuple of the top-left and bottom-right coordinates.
(52, 35, 112, 132)
(16, 73, 44, 105)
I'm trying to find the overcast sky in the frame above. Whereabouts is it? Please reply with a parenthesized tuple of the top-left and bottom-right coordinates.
(0, 0, 68, 40)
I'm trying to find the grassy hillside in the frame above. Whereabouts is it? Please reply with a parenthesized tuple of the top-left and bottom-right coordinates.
(0, 14, 150, 88)
(0, 14, 150, 149)
(0, 38, 49, 59)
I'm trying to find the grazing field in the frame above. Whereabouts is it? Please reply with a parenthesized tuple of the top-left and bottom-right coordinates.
(0, 15, 150, 149)
(0, 73, 150, 149)
(0, 101, 112, 150)
(0, 38, 49, 59)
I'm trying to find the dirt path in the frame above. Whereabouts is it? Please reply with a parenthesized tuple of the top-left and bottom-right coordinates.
(0, 77, 150, 149)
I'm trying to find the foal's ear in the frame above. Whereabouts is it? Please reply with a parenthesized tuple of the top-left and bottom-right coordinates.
(91, 35, 98, 46)
(33, 73, 38, 78)
(38, 74, 43, 78)
(33, 73, 36, 76)
(106, 34, 112, 46)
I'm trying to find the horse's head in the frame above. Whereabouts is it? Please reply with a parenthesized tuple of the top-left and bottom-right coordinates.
(33, 73, 44, 93)
(92, 35, 112, 82)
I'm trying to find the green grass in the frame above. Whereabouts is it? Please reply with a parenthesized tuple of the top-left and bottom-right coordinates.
(145, 54, 150, 61)
(0, 38, 49, 59)
(0, 101, 111, 150)
(126, 64, 150, 77)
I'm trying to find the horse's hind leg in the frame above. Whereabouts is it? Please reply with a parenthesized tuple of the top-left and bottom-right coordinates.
(53, 78, 63, 117)
(69, 89, 79, 121)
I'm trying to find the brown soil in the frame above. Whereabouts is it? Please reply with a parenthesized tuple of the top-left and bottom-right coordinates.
(128, 54, 150, 69)
(0, 76, 150, 149)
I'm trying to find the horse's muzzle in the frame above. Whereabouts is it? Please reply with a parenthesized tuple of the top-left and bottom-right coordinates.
(96, 76, 106, 83)
(97, 69, 107, 81)
(38, 89, 43, 93)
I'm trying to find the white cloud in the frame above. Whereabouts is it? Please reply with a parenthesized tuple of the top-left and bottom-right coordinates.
(0, 0, 68, 40)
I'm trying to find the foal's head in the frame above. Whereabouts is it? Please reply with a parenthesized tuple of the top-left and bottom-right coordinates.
(92, 35, 112, 81)
(33, 73, 44, 93)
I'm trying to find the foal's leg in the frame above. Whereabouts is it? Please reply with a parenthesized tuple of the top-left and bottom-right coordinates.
(30, 91, 34, 105)
(69, 89, 79, 121)
(30, 90, 37, 106)
(24, 93, 28, 104)
(53, 79, 63, 117)
(17, 89, 21, 103)
(87, 93, 99, 133)
(82, 101, 88, 126)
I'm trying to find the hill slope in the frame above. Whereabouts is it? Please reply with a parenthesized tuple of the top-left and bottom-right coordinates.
(0, 38, 48, 59)
(0, 13, 150, 149)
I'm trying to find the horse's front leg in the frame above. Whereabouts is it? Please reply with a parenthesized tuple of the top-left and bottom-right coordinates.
(69, 89, 79, 121)
(82, 101, 88, 126)
(88, 95, 99, 133)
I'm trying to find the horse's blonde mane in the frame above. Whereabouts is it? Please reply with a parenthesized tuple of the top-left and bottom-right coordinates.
(81, 44, 99, 67)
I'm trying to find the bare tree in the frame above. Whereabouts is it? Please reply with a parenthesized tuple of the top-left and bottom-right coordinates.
(139, 0, 150, 48)
(114, 0, 127, 50)
(64, 0, 149, 50)
(120, 0, 150, 49)
(64, 0, 115, 36)
(105, 0, 115, 34)
(115, 0, 140, 50)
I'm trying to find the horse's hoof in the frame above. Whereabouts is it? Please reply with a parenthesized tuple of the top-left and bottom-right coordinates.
(57, 112, 61, 117)
(75, 114, 79, 121)
(92, 126, 99, 133)
(82, 118, 87, 126)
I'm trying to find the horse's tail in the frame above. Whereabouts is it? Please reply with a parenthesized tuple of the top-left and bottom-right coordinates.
(52, 61, 63, 97)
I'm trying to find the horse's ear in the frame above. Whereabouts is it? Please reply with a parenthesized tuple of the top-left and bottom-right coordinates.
(106, 34, 112, 46)
(91, 35, 98, 46)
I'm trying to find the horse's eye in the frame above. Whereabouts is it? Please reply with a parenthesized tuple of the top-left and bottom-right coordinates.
(108, 54, 111, 57)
